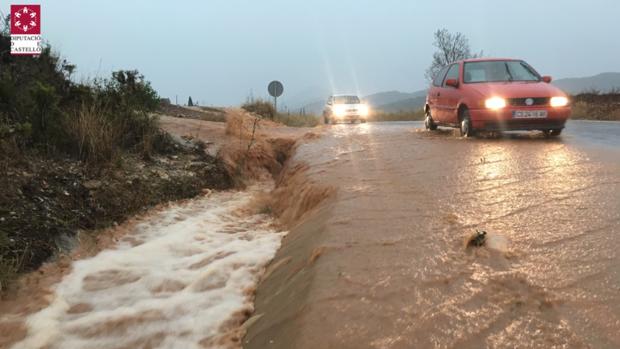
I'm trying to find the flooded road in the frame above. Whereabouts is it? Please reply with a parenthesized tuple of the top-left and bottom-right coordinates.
(247, 121, 620, 349)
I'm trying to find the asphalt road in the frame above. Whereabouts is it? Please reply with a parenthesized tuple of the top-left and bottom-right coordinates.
(247, 120, 620, 349)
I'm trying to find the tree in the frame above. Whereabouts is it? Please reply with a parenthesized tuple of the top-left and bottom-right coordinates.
(1, 14, 9, 36)
(425, 29, 482, 82)
(187, 96, 193, 106)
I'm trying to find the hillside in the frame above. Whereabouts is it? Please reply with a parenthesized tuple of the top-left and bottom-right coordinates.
(373, 96, 426, 113)
(298, 89, 428, 115)
(553, 72, 620, 94)
(364, 90, 423, 106)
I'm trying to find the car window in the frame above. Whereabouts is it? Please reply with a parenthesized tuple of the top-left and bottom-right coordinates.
(333, 96, 360, 104)
(464, 60, 540, 83)
(432, 66, 450, 87)
(442, 64, 460, 87)
(506, 61, 540, 81)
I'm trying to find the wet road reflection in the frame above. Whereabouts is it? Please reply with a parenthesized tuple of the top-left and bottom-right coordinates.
(287, 120, 620, 348)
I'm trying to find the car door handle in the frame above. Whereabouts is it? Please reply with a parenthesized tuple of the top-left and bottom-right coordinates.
(436, 92, 441, 97)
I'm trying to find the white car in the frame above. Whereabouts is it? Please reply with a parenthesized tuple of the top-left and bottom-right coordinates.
(323, 95, 370, 124)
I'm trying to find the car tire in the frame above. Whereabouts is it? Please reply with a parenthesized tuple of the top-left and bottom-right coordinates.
(543, 129, 562, 137)
(460, 109, 475, 138)
(425, 112, 437, 131)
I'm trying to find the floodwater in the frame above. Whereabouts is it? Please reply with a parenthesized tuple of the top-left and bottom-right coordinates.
(4, 120, 619, 349)
(7, 187, 285, 349)
(246, 121, 620, 349)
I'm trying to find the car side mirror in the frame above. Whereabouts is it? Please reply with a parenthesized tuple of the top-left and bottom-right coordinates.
(542, 76, 552, 83)
(445, 78, 459, 88)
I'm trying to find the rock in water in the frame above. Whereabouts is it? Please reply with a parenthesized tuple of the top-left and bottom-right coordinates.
(468, 230, 487, 247)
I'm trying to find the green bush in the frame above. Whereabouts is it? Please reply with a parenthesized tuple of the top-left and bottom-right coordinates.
(0, 19, 161, 163)
(242, 99, 276, 119)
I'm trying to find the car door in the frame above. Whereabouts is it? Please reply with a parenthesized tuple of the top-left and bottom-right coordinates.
(440, 63, 461, 125)
(428, 65, 450, 121)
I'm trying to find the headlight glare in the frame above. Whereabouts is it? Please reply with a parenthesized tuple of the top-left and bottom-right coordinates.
(359, 104, 370, 117)
(333, 105, 346, 117)
(550, 96, 569, 107)
(485, 97, 506, 110)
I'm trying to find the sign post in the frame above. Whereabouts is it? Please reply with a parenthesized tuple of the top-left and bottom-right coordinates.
(267, 80, 284, 113)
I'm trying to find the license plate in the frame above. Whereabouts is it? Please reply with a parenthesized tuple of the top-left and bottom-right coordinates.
(512, 110, 547, 119)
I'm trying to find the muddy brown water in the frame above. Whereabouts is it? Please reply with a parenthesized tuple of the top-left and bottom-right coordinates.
(246, 121, 620, 349)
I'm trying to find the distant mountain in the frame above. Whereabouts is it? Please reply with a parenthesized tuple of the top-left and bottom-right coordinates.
(364, 90, 426, 113)
(281, 85, 331, 113)
(553, 72, 620, 95)
(297, 100, 325, 115)
(373, 96, 426, 113)
(297, 89, 428, 115)
(363, 90, 425, 106)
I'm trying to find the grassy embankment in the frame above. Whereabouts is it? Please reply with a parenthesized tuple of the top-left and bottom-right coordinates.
(571, 92, 620, 121)
(0, 21, 232, 291)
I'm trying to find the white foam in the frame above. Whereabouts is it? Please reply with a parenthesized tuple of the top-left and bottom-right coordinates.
(12, 189, 286, 349)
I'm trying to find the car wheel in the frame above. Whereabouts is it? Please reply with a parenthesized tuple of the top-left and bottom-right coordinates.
(543, 129, 562, 137)
(460, 109, 475, 138)
(425, 112, 437, 131)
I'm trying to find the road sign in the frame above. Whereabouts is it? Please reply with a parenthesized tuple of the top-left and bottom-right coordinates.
(268, 80, 283, 97)
(268, 80, 284, 113)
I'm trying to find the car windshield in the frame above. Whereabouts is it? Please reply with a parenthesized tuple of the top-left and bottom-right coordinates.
(463, 60, 540, 83)
(333, 96, 360, 104)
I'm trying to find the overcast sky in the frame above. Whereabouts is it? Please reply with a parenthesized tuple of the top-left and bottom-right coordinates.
(3, 0, 619, 106)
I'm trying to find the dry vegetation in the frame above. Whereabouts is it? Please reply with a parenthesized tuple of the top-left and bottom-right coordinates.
(0, 20, 233, 291)
(223, 109, 295, 182)
(571, 92, 620, 121)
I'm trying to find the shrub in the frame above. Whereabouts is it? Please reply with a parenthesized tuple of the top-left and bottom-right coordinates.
(0, 20, 161, 163)
(67, 103, 120, 165)
(242, 99, 276, 119)
(571, 93, 620, 120)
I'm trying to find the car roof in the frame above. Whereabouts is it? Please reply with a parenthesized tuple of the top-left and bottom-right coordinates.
(457, 57, 522, 64)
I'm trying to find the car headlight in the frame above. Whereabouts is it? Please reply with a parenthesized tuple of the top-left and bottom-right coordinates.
(333, 104, 346, 117)
(485, 97, 506, 110)
(550, 96, 569, 107)
(359, 104, 370, 117)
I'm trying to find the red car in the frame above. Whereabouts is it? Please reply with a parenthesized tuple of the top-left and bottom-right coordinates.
(425, 58, 571, 137)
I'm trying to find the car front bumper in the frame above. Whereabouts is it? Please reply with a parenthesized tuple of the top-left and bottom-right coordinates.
(333, 114, 366, 121)
(469, 107, 570, 131)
